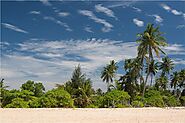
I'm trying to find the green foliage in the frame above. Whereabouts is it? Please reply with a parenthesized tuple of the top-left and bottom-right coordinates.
(64, 65, 94, 107)
(131, 101, 144, 107)
(39, 88, 74, 108)
(144, 90, 165, 107)
(163, 95, 180, 107)
(103, 90, 130, 108)
(5, 98, 29, 108)
(21, 80, 45, 97)
(180, 96, 185, 106)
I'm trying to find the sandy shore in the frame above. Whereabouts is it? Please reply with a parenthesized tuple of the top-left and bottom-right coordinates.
(1, 108, 185, 123)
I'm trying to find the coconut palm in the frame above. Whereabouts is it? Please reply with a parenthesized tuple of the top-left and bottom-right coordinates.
(159, 57, 174, 77)
(145, 60, 158, 86)
(101, 60, 118, 91)
(136, 23, 167, 98)
(171, 72, 180, 89)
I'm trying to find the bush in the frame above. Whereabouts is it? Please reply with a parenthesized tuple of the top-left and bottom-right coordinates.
(163, 95, 180, 107)
(103, 90, 130, 108)
(39, 88, 74, 108)
(180, 96, 185, 106)
(144, 90, 165, 107)
(131, 101, 144, 107)
(5, 98, 29, 108)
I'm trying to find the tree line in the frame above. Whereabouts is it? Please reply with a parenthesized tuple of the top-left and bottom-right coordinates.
(0, 23, 185, 108)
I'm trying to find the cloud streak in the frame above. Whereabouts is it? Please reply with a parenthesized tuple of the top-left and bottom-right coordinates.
(2, 23, 28, 34)
(95, 4, 117, 20)
(43, 16, 72, 31)
(78, 10, 113, 32)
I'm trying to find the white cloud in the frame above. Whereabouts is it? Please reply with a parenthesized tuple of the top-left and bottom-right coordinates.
(2, 39, 138, 90)
(132, 6, 142, 12)
(58, 12, 70, 17)
(95, 4, 117, 20)
(161, 3, 171, 11)
(176, 24, 185, 29)
(163, 44, 185, 55)
(40, 0, 52, 6)
(171, 9, 182, 15)
(107, 1, 135, 8)
(84, 26, 94, 33)
(153, 14, 163, 23)
(133, 18, 144, 27)
(43, 16, 72, 31)
(1, 23, 28, 34)
(29, 11, 41, 15)
(161, 3, 185, 19)
(78, 10, 113, 32)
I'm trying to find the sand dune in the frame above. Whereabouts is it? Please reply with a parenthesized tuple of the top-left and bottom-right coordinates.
(1, 108, 185, 123)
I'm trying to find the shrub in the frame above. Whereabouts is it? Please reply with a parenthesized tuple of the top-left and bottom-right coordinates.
(103, 90, 130, 108)
(180, 96, 185, 106)
(144, 90, 165, 107)
(39, 88, 74, 108)
(5, 98, 29, 108)
(131, 101, 144, 107)
(163, 95, 180, 107)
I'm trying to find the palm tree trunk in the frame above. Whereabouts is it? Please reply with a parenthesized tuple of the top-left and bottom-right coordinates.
(150, 74, 153, 86)
(142, 72, 150, 99)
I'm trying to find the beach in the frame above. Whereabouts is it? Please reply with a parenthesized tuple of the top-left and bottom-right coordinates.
(1, 108, 185, 123)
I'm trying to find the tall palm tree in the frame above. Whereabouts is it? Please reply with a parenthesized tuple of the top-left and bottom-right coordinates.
(159, 57, 174, 77)
(145, 60, 158, 86)
(137, 23, 167, 98)
(171, 72, 180, 89)
(101, 60, 118, 91)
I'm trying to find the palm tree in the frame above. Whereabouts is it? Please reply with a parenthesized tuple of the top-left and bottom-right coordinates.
(179, 69, 185, 88)
(159, 57, 174, 77)
(137, 23, 167, 98)
(101, 60, 118, 91)
(171, 72, 180, 89)
(145, 60, 158, 86)
(155, 75, 168, 90)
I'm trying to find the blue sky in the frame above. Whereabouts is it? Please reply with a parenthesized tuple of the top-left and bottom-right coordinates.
(1, 0, 185, 90)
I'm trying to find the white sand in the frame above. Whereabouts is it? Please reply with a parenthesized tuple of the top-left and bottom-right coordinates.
(1, 108, 185, 123)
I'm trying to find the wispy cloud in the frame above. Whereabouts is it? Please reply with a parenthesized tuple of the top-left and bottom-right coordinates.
(40, 0, 52, 6)
(107, 1, 135, 8)
(2, 23, 28, 34)
(176, 24, 185, 29)
(29, 11, 41, 15)
(78, 10, 113, 32)
(43, 16, 72, 31)
(95, 4, 117, 20)
(133, 18, 144, 27)
(161, 3, 185, 19)
(132, 6, 142, 12)
(84, 26, 94, 33)
(58, 12, 70, 17)
(2, 39, 138, 90)
(152, 14, 163, 24)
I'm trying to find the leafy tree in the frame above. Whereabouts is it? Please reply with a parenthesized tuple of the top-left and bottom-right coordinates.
(0, 79, 9, 107)
(21, 80, 45, 97)
(63, 65, 94, 107)
(137, 23, 167, 98)
(38, 88, 73, 108)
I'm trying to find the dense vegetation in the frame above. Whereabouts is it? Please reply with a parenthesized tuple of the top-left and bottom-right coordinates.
(0, 24, 185, 108)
